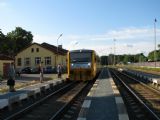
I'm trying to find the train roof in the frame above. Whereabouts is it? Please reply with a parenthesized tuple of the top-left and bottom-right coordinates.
(69, 49, 95, 53)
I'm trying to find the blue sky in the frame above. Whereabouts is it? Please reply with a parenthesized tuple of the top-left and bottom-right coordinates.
(0, 0, 160, 56)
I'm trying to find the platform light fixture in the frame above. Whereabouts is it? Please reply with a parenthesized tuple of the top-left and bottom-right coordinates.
(57, 33, 63, 65)
(154, 18, 157, 67)
(113, 39, 116, 66)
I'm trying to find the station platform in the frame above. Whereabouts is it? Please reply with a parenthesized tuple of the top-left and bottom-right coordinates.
(0, 79, 64, 110)
(78, 68, 129, 120)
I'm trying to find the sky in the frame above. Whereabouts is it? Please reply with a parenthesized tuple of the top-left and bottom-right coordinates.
(0, 0, 160, 56)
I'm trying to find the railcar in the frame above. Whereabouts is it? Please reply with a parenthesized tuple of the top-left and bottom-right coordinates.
(67, 49, 100, 81)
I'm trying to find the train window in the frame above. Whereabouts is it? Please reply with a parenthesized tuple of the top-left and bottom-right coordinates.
(70, 52, 92, 62)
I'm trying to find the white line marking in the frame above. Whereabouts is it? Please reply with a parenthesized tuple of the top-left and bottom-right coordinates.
(82, 100, 91, 108)
(115, 97, 123, 103)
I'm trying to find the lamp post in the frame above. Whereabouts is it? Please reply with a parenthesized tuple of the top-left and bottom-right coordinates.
(154, 18, 157, 68)
(113, 39, 116, 66)
(126, 44, 133, 63)
(109, 47, 113, 65)
(73, 41, 78, 50)
(56, 33, 63, 65)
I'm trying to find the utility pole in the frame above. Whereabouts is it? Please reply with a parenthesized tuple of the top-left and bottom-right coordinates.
(113, 39, 116, 66)
(154, 18, 157, 68)
(56, 33, 63, 65)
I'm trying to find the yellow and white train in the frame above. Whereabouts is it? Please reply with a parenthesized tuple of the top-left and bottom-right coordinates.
(67, 49, 100, 81)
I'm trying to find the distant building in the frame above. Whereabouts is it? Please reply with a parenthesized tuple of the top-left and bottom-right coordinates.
(15, 42, 68, 71)
(0, 54, 14, 77)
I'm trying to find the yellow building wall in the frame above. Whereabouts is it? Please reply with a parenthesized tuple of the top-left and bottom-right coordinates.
(15, 44, 67, 70)
(0, 60, 13, 76)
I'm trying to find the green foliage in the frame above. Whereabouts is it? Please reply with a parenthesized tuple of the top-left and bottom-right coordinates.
(100, 56, 108, 65)
(7, 27, 33, 54)
(0, 29, 5, 39)
(100, 53, 147, 65)
(0, 27, 33, 57)
(123, 55, 129, 64)
(158, 44, 160, 50)
(148, 50, 160, 61)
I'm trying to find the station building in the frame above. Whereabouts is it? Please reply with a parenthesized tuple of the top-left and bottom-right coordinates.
(15, 42, 68, 72)
(0, 54, 14, 77)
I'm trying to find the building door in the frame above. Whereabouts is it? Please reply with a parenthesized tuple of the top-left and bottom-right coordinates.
(3, 63, 10, 78)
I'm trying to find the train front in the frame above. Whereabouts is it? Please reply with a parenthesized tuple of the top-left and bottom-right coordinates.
(67, 50, 94, 81)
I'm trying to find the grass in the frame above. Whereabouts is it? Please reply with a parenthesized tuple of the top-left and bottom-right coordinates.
(0, 80, 39, 93)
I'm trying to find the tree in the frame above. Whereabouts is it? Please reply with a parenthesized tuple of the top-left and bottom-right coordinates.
(123, 55, 129, 64)
(6, 27, 33, 54)
(0, 29, 5, 39)
(100, 56, 108, 65)
(0, 29, 7, 54)
(158, 44, 160, 50)
(148, 51, 155, 61)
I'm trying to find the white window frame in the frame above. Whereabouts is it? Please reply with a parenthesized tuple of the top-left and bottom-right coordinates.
(24, 57, 30, 66)
(45, 57, 51, 65)
(35, 57, 41, 65)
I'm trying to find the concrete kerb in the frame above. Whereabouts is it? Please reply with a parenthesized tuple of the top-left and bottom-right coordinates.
(27, 90, 35, 98)
(126, 70, 160, 90)
(8, 95, 20, 110)
(0, 99, 8, 109)
(125, 70, 160, 86)
(0, 79, 64, 110)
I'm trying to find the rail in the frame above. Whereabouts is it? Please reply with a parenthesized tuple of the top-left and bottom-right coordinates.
(110, 69, 160, 120)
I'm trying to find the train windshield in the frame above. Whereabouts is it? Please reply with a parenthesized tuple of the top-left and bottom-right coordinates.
(70, 52, 92, 69)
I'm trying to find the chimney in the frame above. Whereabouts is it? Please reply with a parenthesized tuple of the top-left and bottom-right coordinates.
(58, 45, 62, 48)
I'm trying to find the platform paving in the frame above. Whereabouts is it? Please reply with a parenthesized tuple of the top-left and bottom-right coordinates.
(78, 68, 129, 120)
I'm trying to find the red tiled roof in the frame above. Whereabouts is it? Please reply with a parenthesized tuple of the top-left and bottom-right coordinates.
(16, 42, 68, 56)
(0, 54, 14, 60)
(41, 42, 68, 55)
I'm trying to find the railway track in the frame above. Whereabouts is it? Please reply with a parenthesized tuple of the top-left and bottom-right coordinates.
(1, 80, 93, 120)
(110, 68, 160, 120)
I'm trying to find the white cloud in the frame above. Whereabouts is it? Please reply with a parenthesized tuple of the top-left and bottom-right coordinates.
(84, 42, 153, 56)
(91, 27, 160, 41)
(33, 27, 160, 56)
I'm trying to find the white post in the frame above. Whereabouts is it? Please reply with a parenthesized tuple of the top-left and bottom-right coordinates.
(154, 18, 157, 68)
(56, 33, 63, 65)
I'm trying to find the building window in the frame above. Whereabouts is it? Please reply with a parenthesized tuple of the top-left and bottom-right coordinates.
(24, 57, 30, 66)
(17, 58, 21, 66)
(36, 48, 39, 52)
(45, 57, 51, 65)
(31, 48, 34, 52)
(35, 57, 41, 65)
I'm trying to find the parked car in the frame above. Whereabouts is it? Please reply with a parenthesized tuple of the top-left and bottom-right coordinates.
(44, 66, 57, 73)
(20, 67, 32, 74)
(31, 67, 40, 74)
